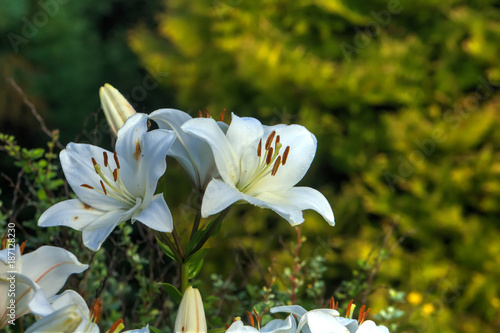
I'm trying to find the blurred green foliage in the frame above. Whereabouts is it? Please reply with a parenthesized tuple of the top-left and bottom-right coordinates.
(1, 0, 500, 332)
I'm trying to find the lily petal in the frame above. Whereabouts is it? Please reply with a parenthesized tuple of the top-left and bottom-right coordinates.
(357, 320, 390, 333)
(133, 194, 173, 232)
(279, 187, 335, 226)
(201, 179, 246, 217)
(297, 311, 347, 333)
(247, 124, 317, 195)
(61, 144, 128, 210)
(182, 117, 239, 186)
(225, 113, 264, 160)
(25, 304, 83, 333)
(226, 320, 260, 332)
(21, 246, 88, 298)
(38, 199, 107, 230)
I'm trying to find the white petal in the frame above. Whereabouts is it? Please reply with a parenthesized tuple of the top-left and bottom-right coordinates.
(22, 246, 88, 299)
(357, 320, 390, 333)
(247, 191, 306, 226)
(1, 272, 41, 324)
(61, 143, 128, 210)
(336, 317, 358, 332)
(226, 113, 264, 159)
(115, 113, 149, 170)
(38, 199, 107, 231)
(226, 320, 260, 332)
(29, 288, 55, 316)
(261, 315, 297, 332)
(137, 129, 176, 204)
(49, 290, 90, 317)
(201, 179, 246, 217)
(271, 305, 308, 318)
(298, 311, 347, 333)
(133, 194, 173, 232)
(81, 214, 123, 251)
(280, 187, 334, 225)
(182, 117, 239, 186)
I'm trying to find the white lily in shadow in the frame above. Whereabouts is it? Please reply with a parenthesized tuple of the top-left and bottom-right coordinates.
(0, 245, 88, 329)
(182, 113, 335, 226)
(28, 290, 99, 333)
(38, 113, 176, 251)
(149, 108, 228, 191)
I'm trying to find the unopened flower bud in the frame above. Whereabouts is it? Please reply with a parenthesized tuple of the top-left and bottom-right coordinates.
(99, 83, 136, 136)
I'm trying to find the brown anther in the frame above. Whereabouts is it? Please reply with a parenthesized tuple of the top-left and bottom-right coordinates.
(113, 169, 118, 182)
(257, 139, 262, 157)
(282, 146, 290, 165)
(20, 240, 27, 255)
(103, 152, 108, 167)
(205, 108, 210, 118)
(330, 297, 335, 309)
(346, 299, 354, 318)
(109, 319, 124, 333)
(266, 147, 274, 165)
(271, 156, 282, 176)
(100, 180, 107, 195)
(92, 157, 97, 167)
(81, 184, 94, 190)
(360, 307, 370, 324)
(265, 131, 276, 150)
(113, 151, 120, 169)
(147, 119, 151, 129)
(90, 298, 102, 324)
(224, 323, 230, 329)
(220, 108, 226, 122)
(247, 311, 255, 327)
(198, 109, 203, 118)
(275, 135, 280, 150)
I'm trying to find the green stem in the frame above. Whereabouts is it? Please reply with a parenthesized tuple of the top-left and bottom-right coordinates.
(180, 262, 188, 293)
(172, 227, 185, 260)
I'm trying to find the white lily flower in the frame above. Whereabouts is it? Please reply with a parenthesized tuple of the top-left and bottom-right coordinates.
(38, 113, 176, 251)
(271, 305, 342, 333)
(29, 290, 100, 333)
(226, 315, 296, 332)
(149, 108, 228, 191)
(100, 83, 137, 136)
(174, 286, 207, 333)
(25, 304, 83, 333)
(271, 304, 390, 333)
(0, 245, 88, 329)
(182, 113, 335, 226)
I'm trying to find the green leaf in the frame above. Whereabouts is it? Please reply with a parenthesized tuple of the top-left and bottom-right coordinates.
(158, 283, 182, 304)
(156, 237, 179, 262)
(149, 327, 162, 333)
(187, 258, 204, 280)
(185, 248, 210, 265)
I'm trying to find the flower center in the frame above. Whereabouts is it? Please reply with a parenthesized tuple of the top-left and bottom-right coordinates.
(237, 130, 290, 192)
(80, 151, 136, 206)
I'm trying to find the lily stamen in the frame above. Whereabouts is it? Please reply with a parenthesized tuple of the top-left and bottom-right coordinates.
(257, 139, 262, 157)
(282, 146, 290, 165)
(265, 131, 276, 150)
(100, 180, 107, 195)
(103, 152, 108, 167)
(271, 156, 282, 176)
(113, 151, 120, 168)
(266, 147, 274, 165)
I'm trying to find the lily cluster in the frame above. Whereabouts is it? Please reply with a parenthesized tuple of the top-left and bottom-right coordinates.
(1, 83, 377, 332)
